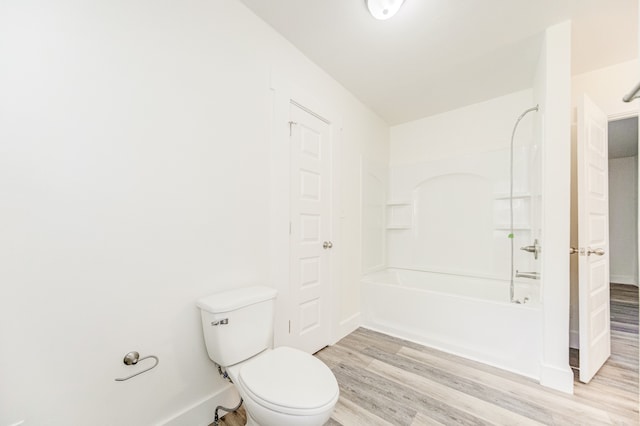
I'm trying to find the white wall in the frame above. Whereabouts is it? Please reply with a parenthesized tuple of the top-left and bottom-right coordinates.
(0, 1, 388, 425)
(537, 21, 574, 394)
(569, 59, 640, 347)
(609, 156, 639, 285)
(390, 90, 534, 166)
(572, 60, 640, 120)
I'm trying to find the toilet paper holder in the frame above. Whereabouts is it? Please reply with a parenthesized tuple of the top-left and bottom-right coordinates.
(115, 351, 159, 381)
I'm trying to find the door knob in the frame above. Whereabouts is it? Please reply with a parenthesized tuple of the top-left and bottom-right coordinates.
(586, 247, 605, 256)
(323, 241, 333, 249)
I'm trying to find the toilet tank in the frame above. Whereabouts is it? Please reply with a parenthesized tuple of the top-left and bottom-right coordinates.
(197, 286, 277, 367)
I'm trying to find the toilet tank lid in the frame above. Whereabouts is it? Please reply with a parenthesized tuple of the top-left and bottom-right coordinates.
(197, 286, 277, 313)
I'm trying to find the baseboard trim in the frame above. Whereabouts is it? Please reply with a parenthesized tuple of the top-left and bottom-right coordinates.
(334, 312, 361, 344)
(539, 362, 574, 394)
(158, 385, 240, 426)
(610, 275, 638, 286)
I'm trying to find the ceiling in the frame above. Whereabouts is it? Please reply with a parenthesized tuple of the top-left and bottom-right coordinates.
(238, 0, 638, 125)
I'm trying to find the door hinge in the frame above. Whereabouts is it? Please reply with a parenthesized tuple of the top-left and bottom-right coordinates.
(288, 320, 291, 334)
(289, 221, 292, 235)
(289, 121, 297, 136)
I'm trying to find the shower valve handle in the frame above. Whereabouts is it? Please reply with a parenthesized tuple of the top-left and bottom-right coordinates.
(519, 239, 540, 260)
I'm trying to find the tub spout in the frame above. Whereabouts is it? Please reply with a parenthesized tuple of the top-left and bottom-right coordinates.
(515, 271, 540, 280)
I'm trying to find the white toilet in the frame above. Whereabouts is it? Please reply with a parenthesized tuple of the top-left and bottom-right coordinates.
(197, 286, 339, 426)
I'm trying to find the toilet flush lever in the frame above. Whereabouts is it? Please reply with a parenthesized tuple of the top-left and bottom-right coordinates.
(211, 318, 229, 326)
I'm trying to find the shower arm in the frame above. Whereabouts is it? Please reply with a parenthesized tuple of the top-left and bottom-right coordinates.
(513, 106, 540, 128)
(623, 80, 640, 102)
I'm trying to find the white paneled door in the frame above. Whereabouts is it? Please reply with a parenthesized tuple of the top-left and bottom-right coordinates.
(289, 102, 332, 354)
(577, 94, 611, 383)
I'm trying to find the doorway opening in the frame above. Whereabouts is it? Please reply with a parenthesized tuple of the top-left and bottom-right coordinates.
(608, 116, 639, 287)
(569, 114, 639, 395)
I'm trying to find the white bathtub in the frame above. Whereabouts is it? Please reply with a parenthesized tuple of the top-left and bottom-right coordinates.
(362, 268, 542, 379)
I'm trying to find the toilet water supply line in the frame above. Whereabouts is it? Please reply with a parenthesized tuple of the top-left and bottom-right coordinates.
(213, 364, 243, 426)
(509, 105, 539, 303)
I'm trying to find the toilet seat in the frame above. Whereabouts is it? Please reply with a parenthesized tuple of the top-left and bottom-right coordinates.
(236, 347, 339, 416)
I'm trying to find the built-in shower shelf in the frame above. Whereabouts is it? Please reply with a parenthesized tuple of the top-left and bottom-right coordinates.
(386, 202, 412, 229)
(493, 193, 531, 200)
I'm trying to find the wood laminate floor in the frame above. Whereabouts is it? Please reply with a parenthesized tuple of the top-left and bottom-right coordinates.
(218, 284, 638, 425)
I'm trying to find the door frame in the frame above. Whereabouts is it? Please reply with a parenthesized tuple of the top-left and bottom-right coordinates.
(269, 71, 342, 349)
(606, 110, 639, 295)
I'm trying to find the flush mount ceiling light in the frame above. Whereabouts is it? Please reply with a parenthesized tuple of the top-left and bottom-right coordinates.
(365, 0, 405, 20)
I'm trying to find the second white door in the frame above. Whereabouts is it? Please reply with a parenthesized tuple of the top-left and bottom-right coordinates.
(289, 102, 332, 354)
(577, 94, 611, 383)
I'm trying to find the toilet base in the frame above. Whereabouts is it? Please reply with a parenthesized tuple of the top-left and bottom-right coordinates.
(245, 412, 258, 426)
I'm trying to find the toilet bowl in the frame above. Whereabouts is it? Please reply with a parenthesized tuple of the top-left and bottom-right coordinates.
(227, 347, 339, 426)
(197, 286, 339, 426)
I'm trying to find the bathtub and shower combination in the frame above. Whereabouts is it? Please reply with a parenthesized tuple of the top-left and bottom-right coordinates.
(362, 106, 543, 379)
(362, 268, 542, 378)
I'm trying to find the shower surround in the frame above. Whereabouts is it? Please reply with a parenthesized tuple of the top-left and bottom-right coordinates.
(361, 89, 545, 380)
